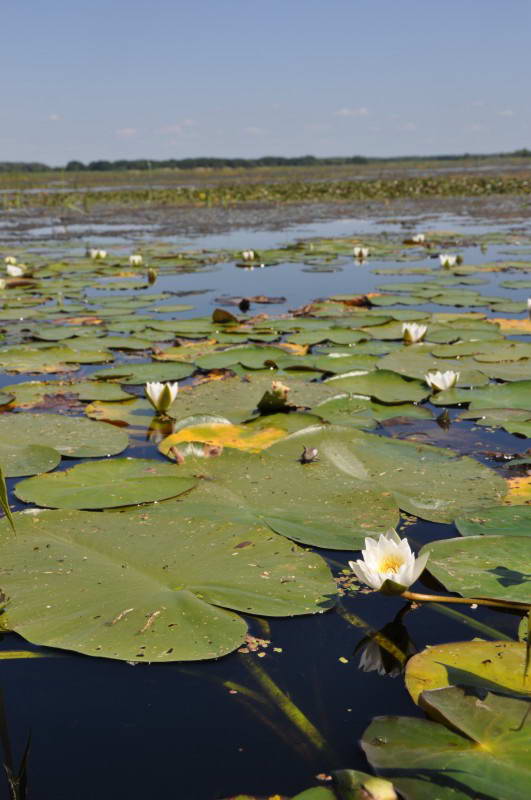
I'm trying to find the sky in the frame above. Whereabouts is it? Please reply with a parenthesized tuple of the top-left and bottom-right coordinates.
(1, 0, 530, 164)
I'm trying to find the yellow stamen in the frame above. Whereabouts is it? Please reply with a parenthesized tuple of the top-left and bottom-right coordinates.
(378, 555, 404, 574)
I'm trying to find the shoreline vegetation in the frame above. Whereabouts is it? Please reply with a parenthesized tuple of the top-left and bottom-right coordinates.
(1, 148, 530, 174)
(1, 169, 531, 211)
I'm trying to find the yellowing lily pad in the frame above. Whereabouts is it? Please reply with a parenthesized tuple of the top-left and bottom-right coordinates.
(405, 641, 531, 704)
(159, 420, 287, 455)
(505, 476, 531, 504)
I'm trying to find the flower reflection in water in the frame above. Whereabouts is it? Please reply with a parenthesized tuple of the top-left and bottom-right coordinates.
(354, 606, 416, 678)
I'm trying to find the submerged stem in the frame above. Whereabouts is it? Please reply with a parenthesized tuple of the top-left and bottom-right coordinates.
(429, 602, 514, 642)
(240, 654, 336, 762)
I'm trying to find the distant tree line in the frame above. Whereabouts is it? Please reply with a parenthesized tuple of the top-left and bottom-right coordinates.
(0, 150, 529, 173)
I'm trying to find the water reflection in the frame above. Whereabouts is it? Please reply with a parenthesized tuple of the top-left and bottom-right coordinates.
(354, 606, 416, 678)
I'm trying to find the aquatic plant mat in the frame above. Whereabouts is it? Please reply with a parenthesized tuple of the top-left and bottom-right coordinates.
(0, 221, 529, 798)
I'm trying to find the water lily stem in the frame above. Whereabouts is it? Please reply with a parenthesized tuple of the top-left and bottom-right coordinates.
(240, 654, 336, 762)
(401, 590, 530, 611)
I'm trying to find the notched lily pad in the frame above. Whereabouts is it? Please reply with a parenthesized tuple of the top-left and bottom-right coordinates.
(14, 457, 197, 509)
(0, 509, 335, 661)
(0, 413, 128, 458)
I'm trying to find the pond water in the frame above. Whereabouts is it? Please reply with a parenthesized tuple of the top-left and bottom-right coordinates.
(0, 210, 529, 799)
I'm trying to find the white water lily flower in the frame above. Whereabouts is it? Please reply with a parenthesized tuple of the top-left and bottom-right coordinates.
(89, 249, 107, 261)
(349, 529, 429, 592)
(4, 256, 17, 266)
(425, 370, 459, 392)
(6, 264, 25, 277)
(242, 250, 255, 261)
(129, 254, 143, 267)
(439, 253, 457, 268)
(353, 246, 370, 258)
(527, 298, 531, 318)
(145, 381, 179, 413)
(402, 322, 427, 344)
(411, 233, 425, 243)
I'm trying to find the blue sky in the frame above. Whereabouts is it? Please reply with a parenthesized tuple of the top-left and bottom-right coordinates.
(2, 0, 529, 164)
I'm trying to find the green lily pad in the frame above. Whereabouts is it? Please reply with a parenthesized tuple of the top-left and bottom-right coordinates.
(265, 426, 506, 524)
(455, 506, 531, 537)
(15, 457, 197, 509)
(0, 442, 61, 477)
(431, 380, 531, 410)
(170, 444, 400, 549)
(194, 344, 289, 370)
(311, 394, 431, 426)
(0, 509, 335, 661)
(2, 380, 131, 407)
(377, 346, 489, 386)
(362, 686, 531, 800)
(421, 535, 531, 603)
(91, 361, 195, 384)
(325, 369, 430, 403)
(0, 413, 128, 458)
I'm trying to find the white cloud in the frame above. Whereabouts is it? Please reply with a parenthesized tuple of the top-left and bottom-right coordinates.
(48, 113, 61, 121)
(498, 109, 515, 117)
(398, 122, 417, 132)
(464, 123, 484, 132)
(334, 106, 369, 118)
(115, 128, 137, 138)
(159, 119, 196, 135)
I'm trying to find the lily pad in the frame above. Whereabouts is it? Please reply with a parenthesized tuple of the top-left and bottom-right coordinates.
(91, 361, 195, 384)
(431, 380, 531, 410)
(0, 413, 128, 458)
(455, 506, 531, 538)
(170, 444, 400, 549)
(264, 426, 506, 524)
(405, 641, 531, 703)
(362, 686, 531, 800)
(0, 509, 335, 661)
(159, 419, 287, 455)
(0, 442, 61, 477)
(14, 457, 197, 509)
(2, 380, 131, 407)
(421, 535, 531, 603)
(325, 370, 429, 403)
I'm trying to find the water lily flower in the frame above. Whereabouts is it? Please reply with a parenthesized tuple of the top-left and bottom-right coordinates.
(129, 254, 143, 267)
(527, 298, 531, 318)
(349, 529, 429, 593)
(402, 322, 427, 344)
(353, 246, 370, 259)
(145, 381, 179, 413)
(425, 370, 459, 392)
(89, 249, 107, 261)
(439, 253, 457, 268)
(411, 233, 425, 243)
(4, 256, 17, 265)
(6, 264, 25, 277)
(242, 250, 255, 261)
